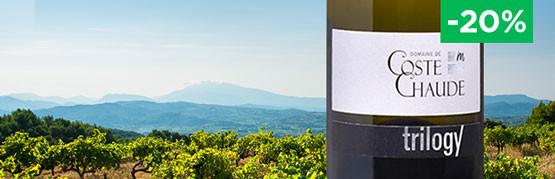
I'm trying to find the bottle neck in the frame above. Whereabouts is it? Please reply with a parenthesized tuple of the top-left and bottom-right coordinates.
(328, 0, 440, 32)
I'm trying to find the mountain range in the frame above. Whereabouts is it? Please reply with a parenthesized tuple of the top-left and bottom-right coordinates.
(0, 81, 550, 132)
(484, 94, 545, 118)
(156, 82, 325, 111)
(0, 96, 60, 112)
(97, 94, 154, 104)
(483, 94, 548, 125)
(35, 101, 325, 136)
(7, 93, 95, 105)
(1, 81, 324, 112)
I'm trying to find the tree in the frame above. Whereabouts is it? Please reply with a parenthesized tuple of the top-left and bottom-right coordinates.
(484, 154, 548, 178)
(0, 132, 48, 177)
(40, 140, 65, 176)
(0, 109, 48, 140)
(233, 129, 275, 159)
(537, 125, 555, 152)
(189, 130, 237, 150)
(233, 156, 267, 179)
(0, 110, 119, 143)
(189, 148, 238, 179)
(148, 129, 189, 143)
(153, 151, 195, 178)
(484, 120, 505, 129)
(60, 130, 123, 179)
(128, 137, 175, 179)
(510, 126, 537, 149)
(152, 148, 238, 179)
(264, 129, 327, 178)
(544, 101, 555, 123)
(527, 101, 555, 125)
(484, 126, 512, 154)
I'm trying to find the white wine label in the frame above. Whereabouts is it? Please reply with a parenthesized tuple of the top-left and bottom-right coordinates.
(332, 29, 481, 116)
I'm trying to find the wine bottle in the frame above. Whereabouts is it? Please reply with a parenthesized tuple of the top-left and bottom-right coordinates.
(327, 0, 484, 178)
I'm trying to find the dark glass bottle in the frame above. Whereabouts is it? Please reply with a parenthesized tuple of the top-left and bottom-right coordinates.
(327, 0, 484, 178)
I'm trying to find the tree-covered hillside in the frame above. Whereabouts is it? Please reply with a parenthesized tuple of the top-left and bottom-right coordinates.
(0, 109, 141, 143)
(35, 101, 325, 136)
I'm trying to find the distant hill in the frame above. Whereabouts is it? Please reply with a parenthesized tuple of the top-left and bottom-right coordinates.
(485, 94, 543, 105)
(35, 101, 325, 136)
(485, 102, 536, 118)
(484, 94, 548, 125)
(156, 81, 325, 112)
(98, 94, 153, 103)
(0, 109, 141, 142)
(7, 93, 95, 105)
(0, 96, 60, 111)
(7, 93, 151, 105)
(236, 104, 296, 110)
(6, 82, 325, 112)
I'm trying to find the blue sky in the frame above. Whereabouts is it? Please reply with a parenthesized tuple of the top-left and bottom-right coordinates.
(485, 0, 555, 100)
(0, 0, 553, 100)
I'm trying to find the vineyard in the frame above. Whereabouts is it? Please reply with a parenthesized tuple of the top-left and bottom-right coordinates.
(483, 101, 555, 178)
(0, 128, 325, 179)
(0, 101, 554, 178)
